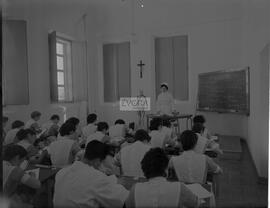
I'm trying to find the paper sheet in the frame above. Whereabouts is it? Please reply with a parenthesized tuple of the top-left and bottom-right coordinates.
(185, 183, 213, 199)
(25, 168, 40, 179)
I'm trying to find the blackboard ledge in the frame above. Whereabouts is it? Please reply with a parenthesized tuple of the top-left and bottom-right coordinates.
(196, 109, 250, 116)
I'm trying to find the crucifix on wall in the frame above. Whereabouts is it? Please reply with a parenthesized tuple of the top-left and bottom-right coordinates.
(137, 60, 145, 78)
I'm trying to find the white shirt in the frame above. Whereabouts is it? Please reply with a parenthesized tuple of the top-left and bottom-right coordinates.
(194, 133, 208, 154)
(135, 177, 181, 208)
(156, 92, 175, 115)
(54, 161, 128, 208)
(4, 128, 20, 145)
(25, 119, 36, 129)
(82, 124, 97, 138)
(109, 124, 125, 142)
(171, 151, 206, 184)
(120, 141, 151, 177)
(49, 137, 75, 168)
(86, 131, 105, 145)
(149, 130, 167, 148)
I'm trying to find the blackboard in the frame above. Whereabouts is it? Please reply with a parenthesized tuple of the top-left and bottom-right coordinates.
(197, 67, 250, 115)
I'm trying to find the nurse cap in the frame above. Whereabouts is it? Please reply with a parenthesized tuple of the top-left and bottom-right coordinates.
(160, 82, 169, 89)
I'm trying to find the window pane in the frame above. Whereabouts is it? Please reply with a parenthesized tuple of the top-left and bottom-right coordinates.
(57, 71, 64, 85)
(57, 56, 64, 70)
(58, 86, 65, 101)
(56, 42, 64, 55)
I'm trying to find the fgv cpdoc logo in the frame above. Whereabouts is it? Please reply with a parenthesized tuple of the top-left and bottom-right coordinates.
(120, 97, 151, 111)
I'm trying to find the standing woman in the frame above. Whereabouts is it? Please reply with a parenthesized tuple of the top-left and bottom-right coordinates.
(156, 83, 175, 115)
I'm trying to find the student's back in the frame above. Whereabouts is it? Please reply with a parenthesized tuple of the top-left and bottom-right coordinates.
(149, 130, 167, 148)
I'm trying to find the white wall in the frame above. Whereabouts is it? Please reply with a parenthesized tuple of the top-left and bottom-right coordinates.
(92, 0, 247, 135)
(241, 0, 270, 178)
(3, 0, 92, 128)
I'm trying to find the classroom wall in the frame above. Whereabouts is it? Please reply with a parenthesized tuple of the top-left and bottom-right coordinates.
(91, 0, 248, 135)
(2, 0, 93, 128)
(241, 0, 270, 178)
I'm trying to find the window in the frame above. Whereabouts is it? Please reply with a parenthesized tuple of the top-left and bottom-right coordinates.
(49, 32, 73, 102)
(103, 42, 131, 102)
(155, 35, 189, 101)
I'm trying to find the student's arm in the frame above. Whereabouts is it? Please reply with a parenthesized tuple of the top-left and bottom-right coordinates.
(206, 156, 223, 174)
(180, 183, 198, 208)
(101, 135, 111, 144)
(11, 167, 41, 190)
(71, 141, 81, 158)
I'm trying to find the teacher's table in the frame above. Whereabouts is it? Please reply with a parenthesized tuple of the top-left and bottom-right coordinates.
(146, 114, 193, 133)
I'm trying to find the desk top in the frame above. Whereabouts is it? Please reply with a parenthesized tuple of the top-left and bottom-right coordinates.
(27, 165, 60, 182)
(146, 114, 192, 119)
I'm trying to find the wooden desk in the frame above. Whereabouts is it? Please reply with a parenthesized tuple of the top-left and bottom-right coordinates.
(146, 114, 192, 133)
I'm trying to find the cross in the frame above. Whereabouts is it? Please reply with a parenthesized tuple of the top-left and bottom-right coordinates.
(137, 60, 145, 78)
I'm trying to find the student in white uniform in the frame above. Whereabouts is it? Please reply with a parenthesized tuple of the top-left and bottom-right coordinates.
(48, 122, 81, 168)
(192, 123, 223, 155)
(115, 129, 151, 177)
(54, 140, 128, 208)
(65, 117, 82, 138)
(156, 83, 175, 115)
(109, 119, 127, 145)
(169, 130, 222, 184)
(42, 114, 60, 137)
(82, 113, 97, 138)
(86, 122, 111, 145)
(4, 121, 25, 145)
(125, 148, 198, 208)
(149, 118, 174, 149)
(25, 111, 42, 134)
(3, 145, 41, 197)
(193, 115, 211, 139)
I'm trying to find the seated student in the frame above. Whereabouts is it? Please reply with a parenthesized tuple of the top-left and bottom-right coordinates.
(42, 114, 60, 137)
(109, 119, 127, 145)
(86, 122, 111, 145)
(48, 122, 81, 168)
(115, 129, 151, 177)
(3, 116, 9, 140)
(125, 148, 198, 208)
(3, 145, 41, 198)
(16, 129, 48, 165)
(169, 130, 222, 184)
(192, 123, 223, 155)
(53, 140, 128, 208)
(193, 115, 211, 139)
(149, 118, 174, 148)
(25, 111, 42, 134)
(4, 121, 25, 145)
(82, 113, 98, 138)
(191, 123, 209, 154)
(65, 117, 82, 138)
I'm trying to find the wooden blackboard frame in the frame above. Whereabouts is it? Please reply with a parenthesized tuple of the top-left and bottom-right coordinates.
(196, 67, 250, 116)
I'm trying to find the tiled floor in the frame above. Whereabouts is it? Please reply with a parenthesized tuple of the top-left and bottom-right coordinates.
(216, 140, 268, 208)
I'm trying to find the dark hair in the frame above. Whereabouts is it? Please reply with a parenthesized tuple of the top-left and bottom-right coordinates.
(149, 118, 162, 131)
(66, 117, 80, 126)
(192, 123, 205, 134)
(141, 148, 169, 179)
(50, 114, 60, 121)
(31, 111, 41, 119)
(59, 122, 76, 136)
(180, 130, 198, 151)
(87, 114, 97, 124)
(193, 115, 206, 124)
(34, 137, 45, 147)
(84, 140, 113, 161)
(115, 119, 125, 125)
(3, 145, 28, 161)
(162, 119, 171, 128)
(3, 116, 8, 123)
(16, 129, 36, 141)
(11, 120, 25, 129)
(134, 129, 151, 142)
(160, 84, 168, 90)
(97, 122, 109, 132)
